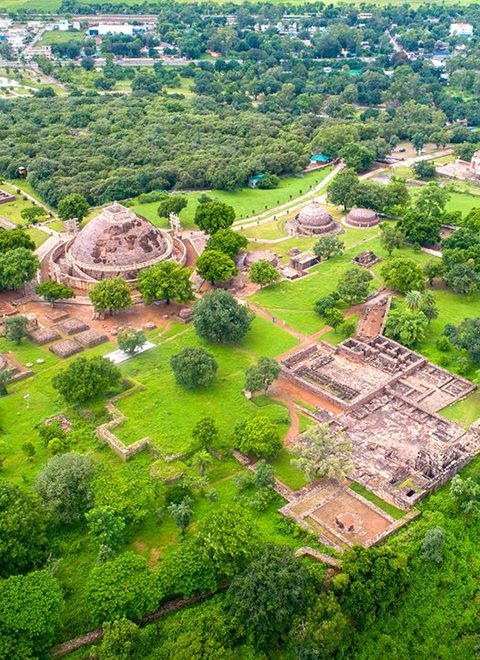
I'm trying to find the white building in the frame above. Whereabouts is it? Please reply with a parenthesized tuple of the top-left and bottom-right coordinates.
(57, 19, 70, 31)
(450, 22, 474, 37)
(0, 17, 12, 30)
(98, 23, 134, 37)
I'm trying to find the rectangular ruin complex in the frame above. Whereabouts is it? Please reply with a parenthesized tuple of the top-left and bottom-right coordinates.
(282, 336, 479, 509)
(0, 189, 16, 205)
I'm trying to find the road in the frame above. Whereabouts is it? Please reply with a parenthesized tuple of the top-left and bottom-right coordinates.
(232, 163, 344, 233)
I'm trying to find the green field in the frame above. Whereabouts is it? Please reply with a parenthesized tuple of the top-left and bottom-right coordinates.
(250, 235, 432, 335)
(0, 308, 321, 640)
(128, 166, 334, 230)
(115, 317, 298, 454)
(39, 29, 84, 45)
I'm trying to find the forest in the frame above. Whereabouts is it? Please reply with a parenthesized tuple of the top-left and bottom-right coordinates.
(1, 1, 480, 206)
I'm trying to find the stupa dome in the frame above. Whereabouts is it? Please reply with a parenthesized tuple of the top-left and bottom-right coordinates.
(49, 202, 187, 291)
(285, 201, 340, 237)
(297, 201, 334, 228)
(346, 207, 379, 228)
(68, 202, 171, 275)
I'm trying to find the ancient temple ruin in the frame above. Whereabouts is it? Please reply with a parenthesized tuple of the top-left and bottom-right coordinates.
(281, 336, 479, 508)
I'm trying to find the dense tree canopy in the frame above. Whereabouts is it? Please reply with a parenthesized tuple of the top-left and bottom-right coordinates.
(88, 551, 159, 623)
(137, 261, 193, 304)
(227, 545, 313, 651)
(89, 277, 132, 315)
(171, 346, 218, 388)
(35, 452, 94, 524)
(52, 356, 121, 403)
(236, 415, 282, 458)
(381, 257, 425, 294)
(193, 289, 255, 343)
(196, 249, 237, 284)
(0, 570, 64, 660)
(0, 481, 48, 578)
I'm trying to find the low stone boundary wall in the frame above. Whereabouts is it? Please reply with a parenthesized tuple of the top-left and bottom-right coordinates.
(96, 382, 153, 461)
(294, 546, 341, 567)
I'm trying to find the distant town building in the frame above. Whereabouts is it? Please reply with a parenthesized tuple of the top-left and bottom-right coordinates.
(24, 44, 52, 60)
(450, 22, 474, 37)
(97, 23, 135, 36)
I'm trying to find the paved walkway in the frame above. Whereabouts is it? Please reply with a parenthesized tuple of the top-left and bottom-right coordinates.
(232, 163, 344, 232)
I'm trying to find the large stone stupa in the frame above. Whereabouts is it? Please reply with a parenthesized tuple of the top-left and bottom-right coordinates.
(48, 202, 186, 290)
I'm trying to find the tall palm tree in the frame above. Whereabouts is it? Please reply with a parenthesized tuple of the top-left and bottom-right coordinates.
(406, 290, 422, 312)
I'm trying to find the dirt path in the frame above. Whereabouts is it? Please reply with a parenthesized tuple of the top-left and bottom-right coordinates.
(248, 302, 306, 341)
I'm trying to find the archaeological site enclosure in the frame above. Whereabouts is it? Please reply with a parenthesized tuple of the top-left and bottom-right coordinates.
(282, 336, 479, 509)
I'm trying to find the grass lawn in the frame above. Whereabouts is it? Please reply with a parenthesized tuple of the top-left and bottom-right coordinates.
(115, 316, 298, 454)
(404, 287, 480, 382)
(0, 313, 320, 643)
(250, 235, 432, 335)
(0, 191, 41, 225)
(446, 191, 480, 215)
(271, 447, 308, 490)
(39, 30, 84, 45)
(128, 166, 334, 230)
(26, 226, 49, 247)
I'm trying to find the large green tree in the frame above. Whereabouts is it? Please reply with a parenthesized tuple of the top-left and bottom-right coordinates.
(0, 247, 40, 290)
(380, 227, 405, 257)
(334, 545, 409, 629)
(449, 317, 480, 362)
(384, 308, 428, 348)
(293, 593, 352, 659)
(137, 261, 193, 304)
(206, 228, 247, 259)
(3, 315, 28, 344)
(52, 356, 121, 403)
(35, 452, 94, 524)
(381, 257, 425, 294)
(117, 328, 146, 356)
(35, 281, 75, 305)
(89, 276, 132, 315)
(196, 249, 237, 284)
(236, 415, 281, 458)
(58, 193, 89, 220)
(197, 504, 261, 578)
(313, 235, 345, 260)
(157, 195, 187, 219)
(337, 267, 373, 304)
(249, 259, 279, 287)
(0, 570, 64, 660)
(0, 228, 35, 253)
(194, 201, 235, 234)
(397, 210, 441, 248)
(227, 545, 313, 651)
(0, 481, 48, 578)
(87, 551, 159, 623)
(327, 168, 359, 211)
(291, 423, 353, 481)
(244, 356, 281, 393)
(171, 346, 218, 388)
(193, 289, 255, 343)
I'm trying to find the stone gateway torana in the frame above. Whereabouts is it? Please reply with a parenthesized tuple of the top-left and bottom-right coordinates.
(49, 202, 186, 291)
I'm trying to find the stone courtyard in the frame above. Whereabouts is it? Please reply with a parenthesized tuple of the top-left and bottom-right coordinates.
(281, 335, 479, 508)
